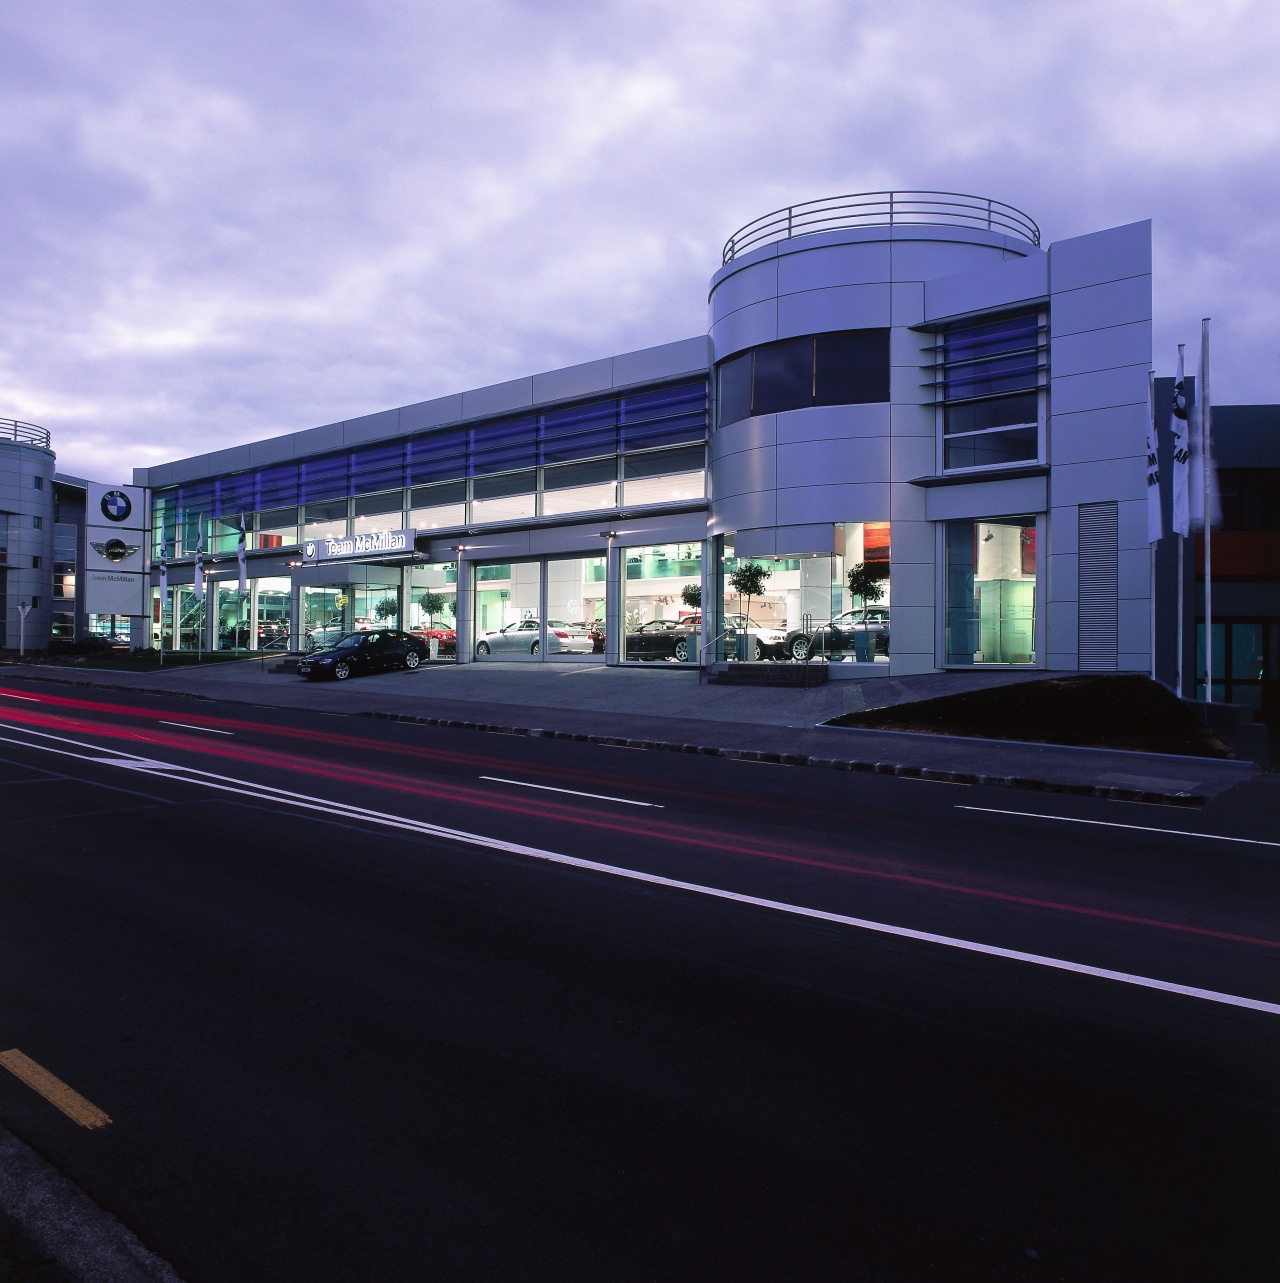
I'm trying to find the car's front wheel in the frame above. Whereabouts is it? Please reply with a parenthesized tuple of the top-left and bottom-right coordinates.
(753, 639, 764, 661)
(790, 635, 811, 662)
(476, 641, 491, 655)
(530, 640, 540, 655)
(404, 650, 420, 669)
(673, 639, 689, 662)
(334, 661, 351, 680)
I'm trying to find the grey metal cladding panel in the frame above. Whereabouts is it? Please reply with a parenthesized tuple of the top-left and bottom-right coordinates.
(248, 435, 297, 467)
(461, 377, 534, 420)
(883, 604, 934, 656)
(343, 409, 400, 446)
(889, 559, 934, 605)
(712, 413, 777, 459)
(1051, 457, 1145, 507)
(707, 240, 779, 292)
(923, 253, 1048, 323)
(890, 434, 934, 481)
(890, 325, 932, 366)
(1049, 220, 1152, 294)
(776, 241, 891, 294)
(1117, 599, 1149, 654)
(709, 259, 779, 322)
(889, 238, 1008, 284)
(889, 518, 934, 563)
(206, 444, 253, 474)
(1049, 503, 1078, 555)
(611, 336, 710, 387)
(776, 401, 889, 444)
(460, 531, 535, 560)
(532, 357, 614, 405)
(167, 455, 214, 485)
(732, 527, 778, 558)
(399, 394, 464, 434)
(1050, 403, 1146, 467)
(890, 283, 926, 329)
(714, 445, 777, 498)
(1051, 364, 1149, 418)
(776, 435, 890, 489)
(776, 482, 889, 525)
(924, 474, 1047, 521)
(1051, 275, 1151, 339)
(776, 283, 891, 340)
(1118, 547, 1150, 599)
(1116, 498, 1150, 551)
(132, 467, 150, 486)
(292, 422, 344, 457)
(712, 490, 778, 531)
(710, 299, 778, 362)
(1050, 321, 1151, 379)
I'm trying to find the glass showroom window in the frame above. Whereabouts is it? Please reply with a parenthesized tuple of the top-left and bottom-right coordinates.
(471, 471, 536, 524)
(546, 557, 606, 660)
(945, 519, 1038, 665)
(717, 330, 891, 427)
(542, 459, 617, 517)
(173, 585, 205, 651)
(215, 582, 251, 649)
(255, 577, 292, 651)
(303, 499, 349, 541)
(353, 490, 405, 535)
(940, 314, 1042, 470)
(410, 482, 466, 532)
(303, 586, 351, 648)
(407, 564, 458, 653)
(257, 507, 299, 550)
(621, 543, 702, 663)
(473, 561, 540, 659)
(622, 446, 706, 507)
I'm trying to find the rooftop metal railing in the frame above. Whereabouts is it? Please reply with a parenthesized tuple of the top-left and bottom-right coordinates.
(0, 418, 50, 448)
(721, 190, 1040, 265)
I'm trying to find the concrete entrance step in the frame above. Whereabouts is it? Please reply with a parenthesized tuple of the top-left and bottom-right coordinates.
(704, 662, 828, 687)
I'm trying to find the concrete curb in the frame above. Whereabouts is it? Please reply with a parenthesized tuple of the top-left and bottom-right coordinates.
(360, 710, 1208, 807)
(0, 1125, 185, 1283)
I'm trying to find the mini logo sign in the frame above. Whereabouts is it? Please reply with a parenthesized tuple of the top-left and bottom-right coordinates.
(101, 490, 133, 522)
(91, 538, 141, 563)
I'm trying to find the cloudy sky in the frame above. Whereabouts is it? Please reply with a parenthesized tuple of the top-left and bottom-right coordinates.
(2, 0, 1278, 481)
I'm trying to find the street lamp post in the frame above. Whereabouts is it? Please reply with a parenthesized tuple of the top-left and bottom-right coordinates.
(17, 600, 31, 657)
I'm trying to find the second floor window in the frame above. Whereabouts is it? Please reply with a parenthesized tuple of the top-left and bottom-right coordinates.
(940, 313, 1043, 470)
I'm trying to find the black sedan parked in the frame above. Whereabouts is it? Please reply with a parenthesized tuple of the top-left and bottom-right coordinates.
(802, 608, 890, 660)
(623, 618, 697, 661)
(297, 629, 429, 680)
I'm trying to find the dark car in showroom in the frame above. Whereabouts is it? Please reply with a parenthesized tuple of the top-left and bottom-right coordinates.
(802, 608, 890, 661)
(623, 618, 697, 661)
(297, 629, 429, 680)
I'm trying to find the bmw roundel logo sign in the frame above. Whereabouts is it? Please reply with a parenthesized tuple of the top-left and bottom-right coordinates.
(101, 489, 133, 522)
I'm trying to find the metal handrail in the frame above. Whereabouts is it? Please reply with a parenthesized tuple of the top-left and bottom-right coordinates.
(722, 190, 1040, 265)
(0, 418, 50, 448)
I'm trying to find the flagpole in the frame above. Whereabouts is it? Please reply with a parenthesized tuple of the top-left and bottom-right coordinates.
(1201, 318, 1213, 704)
(1145, 370, 1160, 681)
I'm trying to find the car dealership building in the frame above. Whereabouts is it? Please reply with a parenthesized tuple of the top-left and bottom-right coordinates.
(10, 190, 1262, 688)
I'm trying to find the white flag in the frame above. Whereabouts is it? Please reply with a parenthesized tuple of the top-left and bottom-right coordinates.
(1170, 346, 1191, 537)
(157, 541, 168, 600)
(1145, 371, 1162, 543)
(193, 526, 205, 602)
(236, 514, 248, 592)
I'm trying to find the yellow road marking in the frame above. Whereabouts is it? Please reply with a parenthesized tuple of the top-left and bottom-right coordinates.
(0, 1049, 112, 1129)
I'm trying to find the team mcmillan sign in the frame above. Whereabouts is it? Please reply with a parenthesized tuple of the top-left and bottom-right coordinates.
(301, 529, 416, 563)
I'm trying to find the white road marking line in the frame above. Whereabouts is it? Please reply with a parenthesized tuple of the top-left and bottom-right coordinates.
(3, 719, 1278, 1019)
(958, 805, 1280, 849)
(479, 775, 663, 807)
(159, 721, 234, 735)
(0, 692, 39, 701)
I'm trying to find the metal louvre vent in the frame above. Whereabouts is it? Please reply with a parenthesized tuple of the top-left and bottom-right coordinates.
(1078, 502, 1118, 671)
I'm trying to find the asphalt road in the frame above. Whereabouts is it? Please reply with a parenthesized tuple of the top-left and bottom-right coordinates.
(0, 675, 1277, 1281)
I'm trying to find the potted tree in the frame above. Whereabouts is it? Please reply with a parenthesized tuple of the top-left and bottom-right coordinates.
(846, 563, 885, 662)
(727, 562, 771, 661)
(373, 596, 399, 626)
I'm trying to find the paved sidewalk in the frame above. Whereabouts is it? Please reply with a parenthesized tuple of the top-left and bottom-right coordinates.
(0, 658, 1257, 805)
